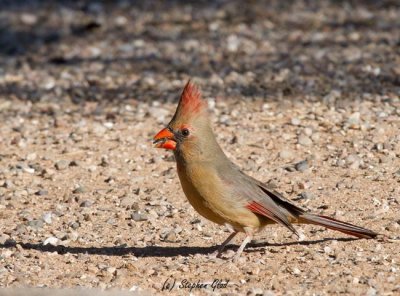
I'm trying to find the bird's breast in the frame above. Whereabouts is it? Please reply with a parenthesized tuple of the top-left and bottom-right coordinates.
(176, 161, 227, 225)
(176, 161, 263, 231)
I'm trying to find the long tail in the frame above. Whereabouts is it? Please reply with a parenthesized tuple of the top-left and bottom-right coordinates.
(299, 213, 378, 239)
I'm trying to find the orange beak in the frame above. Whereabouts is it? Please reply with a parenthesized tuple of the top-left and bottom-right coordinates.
(153, 128, 177, 150)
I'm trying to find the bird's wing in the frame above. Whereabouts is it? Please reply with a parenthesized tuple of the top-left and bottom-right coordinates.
(217, 161, 300, 235)
(256, 181, 305, 217)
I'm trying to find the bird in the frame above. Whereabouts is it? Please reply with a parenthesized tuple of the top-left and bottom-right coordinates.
(153, 80, 378, 260)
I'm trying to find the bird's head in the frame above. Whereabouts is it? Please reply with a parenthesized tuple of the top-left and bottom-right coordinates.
(153, 81, 211, 155)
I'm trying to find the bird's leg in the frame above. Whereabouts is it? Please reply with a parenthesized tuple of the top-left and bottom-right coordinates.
(233, 235, 252, 261)
(233, 227, 253, 261)
(216, 231, 238, 257)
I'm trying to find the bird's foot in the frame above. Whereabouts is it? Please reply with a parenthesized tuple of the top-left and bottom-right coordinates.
(297, 230, 306, 241)
(231, 234, 252, 262)
(232, 253, 241, 263)
(232, 252, 248, 263)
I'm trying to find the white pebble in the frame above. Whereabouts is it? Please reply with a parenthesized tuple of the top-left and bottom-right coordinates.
(43, 237, 59, 246)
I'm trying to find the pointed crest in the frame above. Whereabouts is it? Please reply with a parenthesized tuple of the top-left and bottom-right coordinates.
(176, 80, 207, 118)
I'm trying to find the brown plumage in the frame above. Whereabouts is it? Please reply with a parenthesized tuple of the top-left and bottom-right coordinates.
(153, 81, 378, 259)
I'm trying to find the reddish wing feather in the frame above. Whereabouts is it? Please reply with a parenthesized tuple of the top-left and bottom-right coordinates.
(246, 200, 299, 235)
(246, 201, 276, 219)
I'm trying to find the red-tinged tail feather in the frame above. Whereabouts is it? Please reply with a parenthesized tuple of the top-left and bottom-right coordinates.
(299, 213, 378, 239)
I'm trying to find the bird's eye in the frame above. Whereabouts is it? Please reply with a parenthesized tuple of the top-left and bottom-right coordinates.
(181, 128, 190, 137)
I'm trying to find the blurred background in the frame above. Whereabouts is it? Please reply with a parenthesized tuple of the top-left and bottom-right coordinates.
(0, 0, 399, 105)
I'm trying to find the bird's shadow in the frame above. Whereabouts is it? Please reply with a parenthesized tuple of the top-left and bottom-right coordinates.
(0, 237, 357, 258)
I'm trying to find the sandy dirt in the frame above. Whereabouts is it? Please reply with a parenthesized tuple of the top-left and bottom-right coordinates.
(0, 1, 399, 295)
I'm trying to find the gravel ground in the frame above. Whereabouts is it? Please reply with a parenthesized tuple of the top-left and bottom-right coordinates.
(0, 1, 399, 295)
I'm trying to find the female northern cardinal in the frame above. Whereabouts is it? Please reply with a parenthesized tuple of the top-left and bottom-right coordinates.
(153, 81, 377, 259)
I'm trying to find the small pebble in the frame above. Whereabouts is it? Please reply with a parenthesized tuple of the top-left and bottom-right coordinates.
(162, 230, 177, 242)
(250, 287, 264, 295)
(298, 134, 313, 146)
(292, 268, 301, 275)
(55, 160, 70, 170)
(346, 154, 361, 169)
(42, 212, 52, 224)
(347, 112, 361, 128)
(279, 150, 294, 160)
(69, 222, 80, 230)
(43, 236, 59, 246)
(299, 192, 315, 200)
(0, 234, 10, 244)
(2, 180, 14, 189)
(295, 160, 309, 172)
(366, 287, 377, 296)
(120, 196, 137, 208)
(304, 127, 313, 136)
(291, 118, 301, 126)
(68, 231, 79, 241)
(79, 200, 93, 207)
(28, 219, 44, 229)
(35, 190, 48, 196)
(73, 186, 86, 194)
(131, 211, 148, 222)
